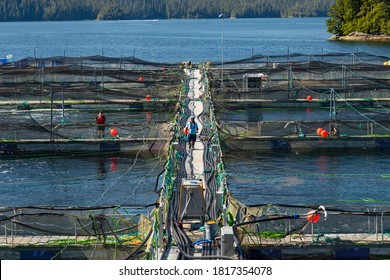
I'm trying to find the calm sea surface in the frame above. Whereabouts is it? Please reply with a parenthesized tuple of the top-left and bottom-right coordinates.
(1, 18, 390, 208)
(225, 150, 390, 208)
(1, 18, 389, 62)
(0, 153, 165, 207)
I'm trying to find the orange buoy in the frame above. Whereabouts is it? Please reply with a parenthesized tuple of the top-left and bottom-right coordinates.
(110, 128, 118, 137)
(321, 130, 329, 138)
(316, 128, 323, 135)
(307, 210, 321, 223)
(146, 95, 151, 101)
(307, 95, 313, 101)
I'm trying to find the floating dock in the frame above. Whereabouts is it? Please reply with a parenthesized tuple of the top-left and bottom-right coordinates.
(0, 137, 169, 154)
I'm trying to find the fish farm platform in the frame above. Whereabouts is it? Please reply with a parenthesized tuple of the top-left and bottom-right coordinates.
(2, 53, 390, 260)
(224, 135, 390, 151)
(0, 138, 170, 154)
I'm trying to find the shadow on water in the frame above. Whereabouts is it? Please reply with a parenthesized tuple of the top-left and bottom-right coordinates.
(97, 157, 107, 180)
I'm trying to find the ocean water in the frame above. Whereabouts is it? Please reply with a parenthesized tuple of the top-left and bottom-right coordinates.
(225, 150, 390, 208)
(1, 18, 390, 208)
(0, 152, 166, 207)
(0, 18, 389, 62)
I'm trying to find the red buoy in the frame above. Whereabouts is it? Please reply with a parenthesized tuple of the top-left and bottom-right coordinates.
(321, 130, 329, 138)
(97, 116, 104, 123)
(307, 95, 313, 101)
(316, 128, 323, 135)
(307, 210, 321, 223)
(138, 76, 144, 81)
(146, 95, 151, 101)
(110, 129, 118, 137)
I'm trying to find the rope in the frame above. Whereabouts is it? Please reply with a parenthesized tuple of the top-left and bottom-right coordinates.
(333, 90, 390, 133)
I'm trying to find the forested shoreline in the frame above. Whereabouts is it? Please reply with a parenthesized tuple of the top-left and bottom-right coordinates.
(0, 0, 333, 21)
(326, 0, 390, 36)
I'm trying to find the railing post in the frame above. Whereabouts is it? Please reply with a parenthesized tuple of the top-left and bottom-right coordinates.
(381, 213, 384, 242)
(11, 219, 14, 245)
(11, 209, 16, 245)
(311, 222, 314, 237)
(375, 209, 378, 242)
(4, 223, 7, 244)
(258, 121, 263, 136)
(75, 220, 78, 241)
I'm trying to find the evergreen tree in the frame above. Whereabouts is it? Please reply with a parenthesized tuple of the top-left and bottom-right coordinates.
(0, 0, 335, 22)
(327, 0, 390, 36)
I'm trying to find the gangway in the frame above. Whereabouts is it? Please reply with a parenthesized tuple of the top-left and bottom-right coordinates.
(156, 66, 232, 260)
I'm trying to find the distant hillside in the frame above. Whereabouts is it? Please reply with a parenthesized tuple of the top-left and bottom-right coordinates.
(0, 0, 334, 21)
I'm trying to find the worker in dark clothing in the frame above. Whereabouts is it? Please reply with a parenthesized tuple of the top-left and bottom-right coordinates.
(185, 116, 199, 149)
(96, 111, 106, 138)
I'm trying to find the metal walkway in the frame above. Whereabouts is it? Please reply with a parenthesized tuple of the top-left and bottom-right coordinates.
(156, 66, 232, 260)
